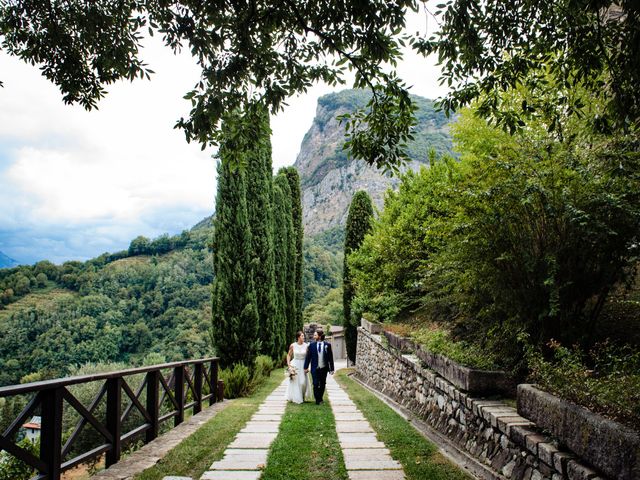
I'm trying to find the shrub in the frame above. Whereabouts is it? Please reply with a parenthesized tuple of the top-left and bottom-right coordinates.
(524, 337, 640, 430)
(0, 438, 38, 480)
(254, 355, 274, 380)
(411, 325, 498, 370)
(219, 364, 251, 399)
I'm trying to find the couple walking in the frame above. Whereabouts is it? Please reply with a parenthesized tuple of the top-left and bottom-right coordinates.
(285, 329, 335, 405)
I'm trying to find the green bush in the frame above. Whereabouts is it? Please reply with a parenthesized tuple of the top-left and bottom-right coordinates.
(524, 337, 640, 430)
(219, 364, 251, 399)
(0, 438, 38, 480)
(411, 326, 498, 371)
(254, 355, 274, 379)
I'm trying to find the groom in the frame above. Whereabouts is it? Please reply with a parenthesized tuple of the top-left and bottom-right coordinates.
(304, 329, 335, 405)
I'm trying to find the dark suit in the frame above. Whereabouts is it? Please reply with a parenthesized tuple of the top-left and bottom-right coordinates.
(304, 340, 335, 404)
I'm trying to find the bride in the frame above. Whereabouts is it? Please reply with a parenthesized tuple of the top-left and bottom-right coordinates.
(285, 331, 312, 403)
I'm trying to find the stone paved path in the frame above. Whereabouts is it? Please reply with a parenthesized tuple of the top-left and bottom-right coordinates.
(198, 380, 288, 480)
(326, 373, 406, 480)
(164, 367, 406, 480)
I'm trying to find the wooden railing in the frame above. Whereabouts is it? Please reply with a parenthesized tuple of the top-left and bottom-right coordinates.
(0, 357, 220, 479)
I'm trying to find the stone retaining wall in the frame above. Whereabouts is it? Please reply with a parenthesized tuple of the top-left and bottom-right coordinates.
(355, 328, 608, 480)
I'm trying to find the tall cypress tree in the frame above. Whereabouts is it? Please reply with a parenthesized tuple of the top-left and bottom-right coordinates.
(343, 190, 374, 364)
(245, 108, 278, 358)
(274, 173, 297, 347)
(211, 118, 259, 369)
(281, 167, 304, 332)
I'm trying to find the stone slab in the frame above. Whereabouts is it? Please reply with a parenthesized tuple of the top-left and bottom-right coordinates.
(334, 413, 367, 421)
(348, 470, 405, 480)
(201, 471, 262, 480)
(241, 422, 280, 433)
(209, 459, 266, 470)
(336, 421, 374, 433)
(223, 449, 268, 458)
(340, 438, 386, 449)
(228, 433, 277, 449)
(250, 414, 282, 421)
(343, 448, 392, 459)
(345, 460, 403, 470)
(332, 406, 360, 413)
(255, 407, 286, 414)
(163, 477, 193, 480)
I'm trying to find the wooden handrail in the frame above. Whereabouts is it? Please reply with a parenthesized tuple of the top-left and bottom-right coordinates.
(0, 356, 220, 480)
(0, 357, 218, 397)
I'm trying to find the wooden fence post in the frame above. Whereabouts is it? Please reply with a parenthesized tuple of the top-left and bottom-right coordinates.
(210, 359, 219, 404)
(146, 370, 160, 442)
(40, 387, 63, 480)
(174, 366, 184, 426)
(105, 377, 122, 467)
(194, 363, 203, 414)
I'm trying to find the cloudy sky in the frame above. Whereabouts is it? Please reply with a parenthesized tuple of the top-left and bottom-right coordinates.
(0, 9, 447, 265)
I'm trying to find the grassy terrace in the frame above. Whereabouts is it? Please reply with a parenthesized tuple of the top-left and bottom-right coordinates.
(335, 369, 472, 480)
(261, 400, 347, 480)
(134, 373, 283, 480)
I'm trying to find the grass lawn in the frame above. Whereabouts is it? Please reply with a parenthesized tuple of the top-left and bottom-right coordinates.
(335, 369, 473, 480)
(133, 373, 284, 480)
(261, 398, 348, 480)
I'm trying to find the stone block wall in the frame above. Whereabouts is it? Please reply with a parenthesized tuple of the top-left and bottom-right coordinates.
(355, 328, 608, 480)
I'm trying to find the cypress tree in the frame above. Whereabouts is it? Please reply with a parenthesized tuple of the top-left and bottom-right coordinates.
(281, 167, 304, 332)
(245, 108, 278, 358)
(211, 118, 259, 369)
(273, 173, 297, 348)
(343, 190, 374, 364)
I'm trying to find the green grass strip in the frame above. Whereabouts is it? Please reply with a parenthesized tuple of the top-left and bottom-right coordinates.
(335, 369, 473, 480)
(261, 398, 348, 480)
(134, 373, 284, 480)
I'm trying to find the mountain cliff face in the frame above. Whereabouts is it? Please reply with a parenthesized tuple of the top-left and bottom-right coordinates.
(294, 89, 454, 236)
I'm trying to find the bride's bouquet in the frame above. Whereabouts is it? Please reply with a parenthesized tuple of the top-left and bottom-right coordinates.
(285, 365, 298, 380)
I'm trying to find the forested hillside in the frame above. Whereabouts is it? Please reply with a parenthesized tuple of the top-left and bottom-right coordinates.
(0, 226, 213, 386)
(0, 219, 342, 387)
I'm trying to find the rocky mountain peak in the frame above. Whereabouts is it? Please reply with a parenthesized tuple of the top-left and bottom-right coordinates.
(294, 89, 454, 236)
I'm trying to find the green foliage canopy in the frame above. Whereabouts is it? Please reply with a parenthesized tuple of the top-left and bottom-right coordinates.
(3, 1, 638, 167)
(416, 1, 640, 135)
(349, 92, 640, 366)
(0, 0, 418, 167)
(349, 160, 459, 322)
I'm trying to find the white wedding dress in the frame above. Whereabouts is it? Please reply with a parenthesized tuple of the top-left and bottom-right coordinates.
(285, 342, 313, 404)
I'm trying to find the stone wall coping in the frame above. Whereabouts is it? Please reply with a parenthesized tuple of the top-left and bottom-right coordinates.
(518, 384, 640, 480)
(360, 317, 383, 334)
(371, 326, 514, 395)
